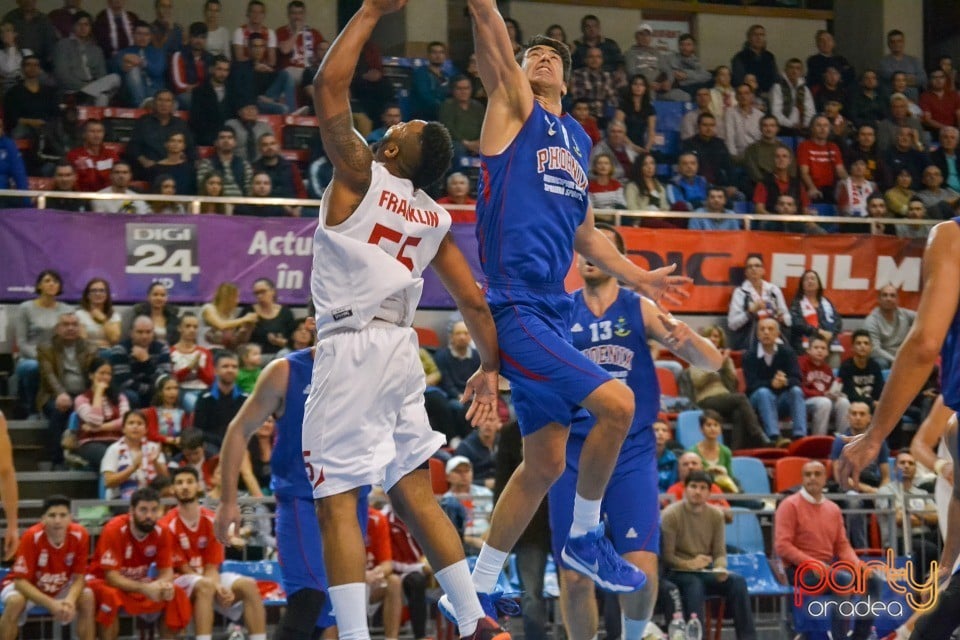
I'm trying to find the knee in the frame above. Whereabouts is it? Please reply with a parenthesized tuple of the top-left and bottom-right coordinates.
(193, 578, 216, 599)
(233, 577, 258, 600)
(595, 386, 635, 435)
(523, 449, 565, 486)
(788, 386, 804, 400)
(316, 493, 358, 523)
(751, 388, 772, 403)
(560, 569, 594, 600)
(79, 588, 95, 611)
(3, 593, 25, 615)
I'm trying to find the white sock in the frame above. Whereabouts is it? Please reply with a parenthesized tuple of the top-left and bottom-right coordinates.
(471, 543, 509, 594)
(569, 493, 602, 537)
(327, 583, 371, 640)
(250, 635, 267, 640)
(436, 560, 485, 635)
(196, 636, 212, 640)
(623, 617, 650, 640)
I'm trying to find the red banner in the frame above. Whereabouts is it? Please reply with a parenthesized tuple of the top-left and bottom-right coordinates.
(564, 229, 926, 316)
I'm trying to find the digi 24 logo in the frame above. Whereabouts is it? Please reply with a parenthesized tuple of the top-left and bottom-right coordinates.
(125, 224, 200, 294)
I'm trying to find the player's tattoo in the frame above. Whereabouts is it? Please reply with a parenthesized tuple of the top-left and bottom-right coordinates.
(321, 111, 373, 189)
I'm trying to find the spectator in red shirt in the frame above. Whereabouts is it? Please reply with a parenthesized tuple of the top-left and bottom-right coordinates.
(664, 452, 732, 522)
(275, 0, 323, 86)
(161, 467, 267, 640)
(364, 507, 402, 640)
(570, 98, 602, 146)
(798, 336, 850, 436)
(436, 172, 476, 222)
(231, 0, 276, 65)
(66, 119, 119, 192)
(0, 495, 94, 640)
(920, 68, 960, 133)
(797, 115, 848, 203)
(86, 487, 192, 640)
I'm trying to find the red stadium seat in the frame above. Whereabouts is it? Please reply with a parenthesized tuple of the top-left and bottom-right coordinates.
(735, 368, 746, 393)
(656, 367, 679, 397)
(102, 107, 146, 119)
(283, 115, 319, 128)
(787, 435, 836, 459)
(774, 456, 810, 492)
(428, 458, 448, 495)
(415, 326, 440, 350)
(197, 146, 215, 159)
(103, 142, 126, 156)
(729, 350, 744, 368)
(837, 331, 854, 360)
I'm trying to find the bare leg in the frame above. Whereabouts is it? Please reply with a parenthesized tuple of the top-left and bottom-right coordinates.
(316, 488, 366, 586)
(382, 574, 403, 639)
(234, 576, 266, 635)
(619, 552, 659, 635)
(0, 593, 25, 640)
(576, 380, 635, 501)
(558, 569, 599, 640)
(388, 469, 467, 571)
(192, 578, 216, 636)
(99, 618, 119, 640)
(77, 589, 96, 640)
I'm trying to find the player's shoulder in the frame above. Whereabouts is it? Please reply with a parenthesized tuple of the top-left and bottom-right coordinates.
(67, 522, 90, 543)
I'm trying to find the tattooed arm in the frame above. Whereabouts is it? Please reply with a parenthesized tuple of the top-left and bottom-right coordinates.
(313, 1, 407, 225)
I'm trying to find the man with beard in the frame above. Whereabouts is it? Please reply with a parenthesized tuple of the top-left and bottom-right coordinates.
(161, 467, 266, 640)
(87, 487, 191, 640)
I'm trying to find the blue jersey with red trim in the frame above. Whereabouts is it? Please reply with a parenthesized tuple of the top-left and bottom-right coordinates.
(475, 101, 592, 286)
(943, 218, 960, 412)
(569, 288, 659, 437)
(271, 348, 313, 498)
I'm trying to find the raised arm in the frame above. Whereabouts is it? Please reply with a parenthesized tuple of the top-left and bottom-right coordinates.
(642, 297, 723, 371)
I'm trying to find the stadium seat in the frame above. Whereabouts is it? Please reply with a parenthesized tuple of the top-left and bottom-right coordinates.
(676, 410, 704, 449)
(735, 368, 746, 393)
(197, 146, 214, 159)
(733, 201, 754, 214)
(656, 366, 679, 397)
(731, 456, 770, 494)
(786, 435, 835, 459)
(725, 507, 765, 554)
(428, 457, 448, 495)
(837, 331, 853, 359)
(653, 100, 687, 133)
(728, 350, 744, 368)
(415, 326, 440, 350)
(774, 456, 810, 492)
(725, 553, 793, 598)
(220, 560, 286, 606)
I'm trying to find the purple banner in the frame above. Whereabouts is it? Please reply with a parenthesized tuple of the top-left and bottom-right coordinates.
(0, 210, 479, 309)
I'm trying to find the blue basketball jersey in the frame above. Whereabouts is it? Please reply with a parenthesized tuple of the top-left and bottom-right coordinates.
(476, 101, 592, 286)
(569, 288, 660, 437)
(943, 218, 960, 412)
(271, 348, 314, 498)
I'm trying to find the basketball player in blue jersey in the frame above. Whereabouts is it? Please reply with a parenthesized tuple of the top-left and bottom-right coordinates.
(440, 1, 692, 617)
(214, 310, 369, 640)
(550, 224, 722, 640)
(836, 219, 960, 639)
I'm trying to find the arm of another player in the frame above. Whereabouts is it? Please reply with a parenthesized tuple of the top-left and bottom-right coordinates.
(214, 359, 288, 544)
(573, 207, 692, 306)
(837, 220, 960, 489)
(430, 234, 500, 426)
(641, 297, 723, 371)
(0, 414, 18, 559)
(909, 396, 955, 483)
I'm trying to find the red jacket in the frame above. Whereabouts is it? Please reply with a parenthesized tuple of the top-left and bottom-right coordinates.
(66, 145, 120, 192)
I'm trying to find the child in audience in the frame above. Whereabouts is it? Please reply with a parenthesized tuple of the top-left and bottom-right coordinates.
(236, 342, 263, 393)
(688, 409, 737, 492)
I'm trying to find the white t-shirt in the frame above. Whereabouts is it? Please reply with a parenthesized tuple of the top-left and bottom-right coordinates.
(91, 188, 151, 214)
(205, 26, 231, 59)
(232, 25, 277, 51)
(100, 439, 166, 500)
(75, 309, 121, 346)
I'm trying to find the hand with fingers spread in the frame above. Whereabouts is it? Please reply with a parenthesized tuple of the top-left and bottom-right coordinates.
(635, 264, 692, 307)
(835, 430, 883, 490)
(461, 367, 500, 427)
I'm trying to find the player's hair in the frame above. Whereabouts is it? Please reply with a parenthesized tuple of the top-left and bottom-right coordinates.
(516, 35, 572, 84)
(172, 466, 200, 482)
(808, 335, 829, 347)
(180, 429, 205, 451)
(411, 122, 453, 191)
(42, 495, 71, 513)
(852, 328, 871, 343)
(130, 486, 161, 509)
(699, 409, 723, 428)
(594, 222, 625, 254)
(685, 470, 714, 487)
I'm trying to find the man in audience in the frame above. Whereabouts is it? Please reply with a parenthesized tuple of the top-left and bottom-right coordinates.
(844, 125, 883, 184)
(48, 161, 91, 211)
(876, 452, 939, 576)
(170, 22, 213, 109)
(571, 47, 618, 123)
(166, 430, 211, 492)
(623, 23, 661, 87)
(441, 456, 493, 555)
(67, 120, 118, 192)
(252, 133, 306, 214)
(107, 316, 172, 409)
(0, 495, 94, 640)
(662, 470, 756, 640)
(930, 126, 960, 192)
(662, 33, 712, 98)
(848, 70, 886, 128)
(92, 0, 140, 61)
(770, 58, 815, 136)
(193, 351, 246, 453)
(680, 113, 735, 195)
(114, 20, 166, 108)
(126, 88, 196, 180)
(837, 329, 885, 408)
(920, 68, 960, 132)
(2, 0, 58, 69)
(724, 84, 763, 160)
(731, 24, 777, 93)
(160, 467, 267, 640)
(571, 14, 622, 73)
(798, 336, 849, 436)
(743, 115, 782, 187)
(50, 0, 83, 39)
(434, 319, 481, 426)
(590, 120, 636, 180)
(37, 311, 96, 468)
(689, 186, 740, 231)
(884, 124, 930, 190)
(797, 115, 847, 203)
(806, 30, 855, 92)
(275, 0, 323, 87)
(232, 172, 286, 217)
(680, 88, 715, 141)
(878, 94, 928, 155)
(864, 284, 916, 368)
(813, 66, 849, 114)
(189, 56, 236, 146)
(759, 193, 823, 234)
(201, 0, 228, 60)
(666, 152, 708, 213)
(879, 29, 925, 101)
(231, 0, 275, 65)
(196, 127, 252, 197)
(916, 164, 960, 219)
(53, 11, 121, 106)
(91, 162, 150, 214)
(440, 75, 485, 162)
(455, 408, 500, 491)
(229, 32, 296, 115)
(5, 56, 59, 142)
(365, 103, 402, 145)
(225, 104, 274, 163)
(744, 317, 807, 445)
(570, 97, 602, 146)
(150, 0, 182, 58)
(664, 453, 732, 521)
(774, 460, 883, 640)
(87, 487, 191, 640)
(411, 41, 452, 121)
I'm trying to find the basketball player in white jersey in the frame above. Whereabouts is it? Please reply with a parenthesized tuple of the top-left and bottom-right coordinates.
(302, 2, 506, 640)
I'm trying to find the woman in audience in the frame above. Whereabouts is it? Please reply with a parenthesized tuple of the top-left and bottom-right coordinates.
(149, 173, 186, 214)
(884, 167, 916, 217)
(789, 269, 844, 357)
(276, 316, 315, 358)
(0, 22, 25, 94)
(588, 152, 627, 211)
(75, 277, 121, 348)
(73, 358, 129, 470)
(684, 325, 770, 450)
(199, 282, 258, 352)
(143, 374, 190, 452)
(545, 24, 568, 49)
(463, 53, 486, 105)
(504, 17, 523, 55)
(123, 282, 180, 345)
(655, 419, 679, 492)
(100, 409, 168, 500)
(688, 409, 736, 490)
(247, 416, 274, 493)
(710, 65, 736, 123)
(624, 153, 669, 217)
(198, 170, 231, 215)
(241, 278, 297, 359)
(616, 74, 657, 154)
(150, 132, 196, 197)
(15, 269, 72, 416)
(170, 312, 215, 412)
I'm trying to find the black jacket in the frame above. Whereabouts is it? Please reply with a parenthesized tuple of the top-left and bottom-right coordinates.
(189, 80, 239, 146)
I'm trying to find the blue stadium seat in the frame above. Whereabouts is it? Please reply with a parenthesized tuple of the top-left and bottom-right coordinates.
(676, 410, 704, 449)
(220, 560, 287, 606)
(725, 508, 765, 554)
(725, 553, 792, 598)
(731, 456, 770, 494)
(733, 201, 754, 214)
(777, 136, 797, 151)
(0, 569, 52, 616)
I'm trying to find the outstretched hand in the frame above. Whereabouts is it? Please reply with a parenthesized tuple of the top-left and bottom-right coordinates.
(363, 0, 408, 15)
(461, 368, 500, 427)
(834, 431, 882, 491)
(636, 264, 692, 307)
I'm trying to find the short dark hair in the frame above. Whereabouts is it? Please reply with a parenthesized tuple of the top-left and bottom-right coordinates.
(35, 268, 63, 295)
(179, 429, 205, 451)
(172, 466, 200, 482)
(130, 487, 161, 509)
(133, 20, 152, 31)
(247, 0, 266, 12)
(248, 32, 266, 47)
(411, 122, 453, 190)
(887, 29, 904, 41)
(516, 35, 572, 84)
(594, 222, 625, 254)
(212, 54, 230, 67)
(808, 335, 829, 347)
(760, 114, 779, 126)
(679, 33, 695, 44)
(451, 74, 472, 88)
(696, 112, 715, 125)
(707, 185, 726, 198)
(189, 21, 208, 37)
(287, 0, 305, 9)
(215, 350, 239, 366)
(786, 57, 803, 66)
(581, 14, 599, 29)
(685, 470, 713, 487)
(852, 328, 871, 342)
(42, 495, 71, 514)
(699, 409, 724, 427)
(21, 54, 40, 67)
(73, 10, 92, 24)
(427, 41, 446, 51)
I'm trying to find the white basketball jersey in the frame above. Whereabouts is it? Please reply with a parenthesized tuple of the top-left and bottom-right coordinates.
(312, 162, 451, 338)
